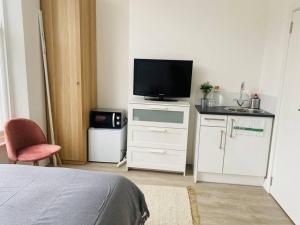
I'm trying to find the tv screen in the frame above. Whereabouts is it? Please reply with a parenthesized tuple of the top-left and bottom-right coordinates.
(133, 59, 193, 99)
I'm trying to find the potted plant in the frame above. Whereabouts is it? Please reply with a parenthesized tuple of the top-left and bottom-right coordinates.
(200, 82, 213, 107)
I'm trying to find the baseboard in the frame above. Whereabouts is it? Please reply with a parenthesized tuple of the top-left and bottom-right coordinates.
(196, 172, 265, 186)
(62, 160, 87, 165)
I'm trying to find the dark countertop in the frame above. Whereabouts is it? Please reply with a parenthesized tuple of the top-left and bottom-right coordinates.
(195, 105, 275, 118)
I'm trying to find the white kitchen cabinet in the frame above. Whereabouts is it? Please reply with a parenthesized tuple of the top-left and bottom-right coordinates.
(194, 112, 274, 186)
(198, 126, 226, 173)
(223, 116, 273, 177)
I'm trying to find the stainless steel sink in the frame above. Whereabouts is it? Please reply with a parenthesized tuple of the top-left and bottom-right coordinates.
(224, 107, 265, 114)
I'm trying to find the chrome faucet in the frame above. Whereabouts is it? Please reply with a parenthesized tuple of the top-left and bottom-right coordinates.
(236, 82, 249, 107)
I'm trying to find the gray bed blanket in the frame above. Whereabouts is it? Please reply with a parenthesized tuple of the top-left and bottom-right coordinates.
(0, 165, 149, 225)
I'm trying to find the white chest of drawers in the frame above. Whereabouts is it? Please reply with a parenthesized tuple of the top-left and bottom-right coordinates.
(127, 99, 190, 174)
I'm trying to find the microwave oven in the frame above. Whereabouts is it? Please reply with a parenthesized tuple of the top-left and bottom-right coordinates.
(90, 109, 127, 129)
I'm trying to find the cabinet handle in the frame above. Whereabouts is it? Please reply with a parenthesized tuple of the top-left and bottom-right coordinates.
(204, 118, 225, 121)
(148, 149, 166, 154)
(219, 130, 224, 149)
(149, 107, 169, 111)
(149, 128, 168, 133)
(230, 119, 235, 138)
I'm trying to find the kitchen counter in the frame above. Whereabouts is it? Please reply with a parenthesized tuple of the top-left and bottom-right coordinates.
(195, 105, 275, 118)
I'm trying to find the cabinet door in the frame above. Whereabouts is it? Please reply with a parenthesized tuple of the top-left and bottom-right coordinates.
(223, 116, 273, 177)
(41, 0, 96, 163)
(198, 126, 226, 173)
(42, 0, 84, 162)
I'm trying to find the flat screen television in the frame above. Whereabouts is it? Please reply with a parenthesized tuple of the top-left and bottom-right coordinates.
(133, 59, 193, 100)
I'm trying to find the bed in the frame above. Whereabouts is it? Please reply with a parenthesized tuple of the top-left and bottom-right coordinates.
(0, 165, 149, 225)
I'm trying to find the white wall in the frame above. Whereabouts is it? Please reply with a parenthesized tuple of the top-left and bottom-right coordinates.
(22, 0, 46, 132)
(5, 0, 30, 118)
(129, 0, 268, 99)
(97, 0, 129, 110)
(129, 0, 268, 162)
(97, 0, 269, 106)
(5, 0, 46, 131)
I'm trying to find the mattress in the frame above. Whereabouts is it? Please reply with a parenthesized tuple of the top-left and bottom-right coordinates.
(0, 165, 149, 225)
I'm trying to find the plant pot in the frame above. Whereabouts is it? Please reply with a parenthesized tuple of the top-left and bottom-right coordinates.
(201, 98, 209, 108)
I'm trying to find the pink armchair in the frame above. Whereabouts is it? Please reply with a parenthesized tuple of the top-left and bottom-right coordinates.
(4, 118, 62, 166)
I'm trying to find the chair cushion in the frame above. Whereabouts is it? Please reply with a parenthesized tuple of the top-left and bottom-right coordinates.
(17, 144, 61, 162)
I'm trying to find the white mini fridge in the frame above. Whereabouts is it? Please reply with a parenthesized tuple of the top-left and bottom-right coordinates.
(88, 126, 127, 163)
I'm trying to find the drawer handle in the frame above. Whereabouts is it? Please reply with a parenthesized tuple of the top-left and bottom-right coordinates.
(149, 107, 169, 111)
(148, 149, 166, 154)
(204, 118, 225, 121)
(149, 128, 168, 133)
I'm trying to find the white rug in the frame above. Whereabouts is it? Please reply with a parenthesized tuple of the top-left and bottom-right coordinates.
(139, 185, 200, 225)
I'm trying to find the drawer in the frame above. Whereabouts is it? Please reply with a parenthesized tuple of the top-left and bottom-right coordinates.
(128, 126, 187, 150)
(128, 103, 190, 129)
(200, 115, 227, 127)
(127, 147, 186, 172)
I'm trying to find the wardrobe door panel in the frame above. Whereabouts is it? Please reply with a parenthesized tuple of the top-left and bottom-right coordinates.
(41, 0, 96, 163)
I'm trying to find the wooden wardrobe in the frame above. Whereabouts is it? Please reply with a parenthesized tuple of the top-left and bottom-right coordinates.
(41, 0, 96, 164)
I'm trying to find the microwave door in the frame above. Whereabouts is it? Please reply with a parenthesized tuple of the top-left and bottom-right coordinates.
(94, 113, 113, 128)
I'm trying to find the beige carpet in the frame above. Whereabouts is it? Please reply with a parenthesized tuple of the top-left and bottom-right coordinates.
(139, 185, 200, 225)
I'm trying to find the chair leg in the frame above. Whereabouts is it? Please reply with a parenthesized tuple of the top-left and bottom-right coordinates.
(9, 160, 17, 164)
(55, 153, 62, 167)
(53, 154, 58, 167)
